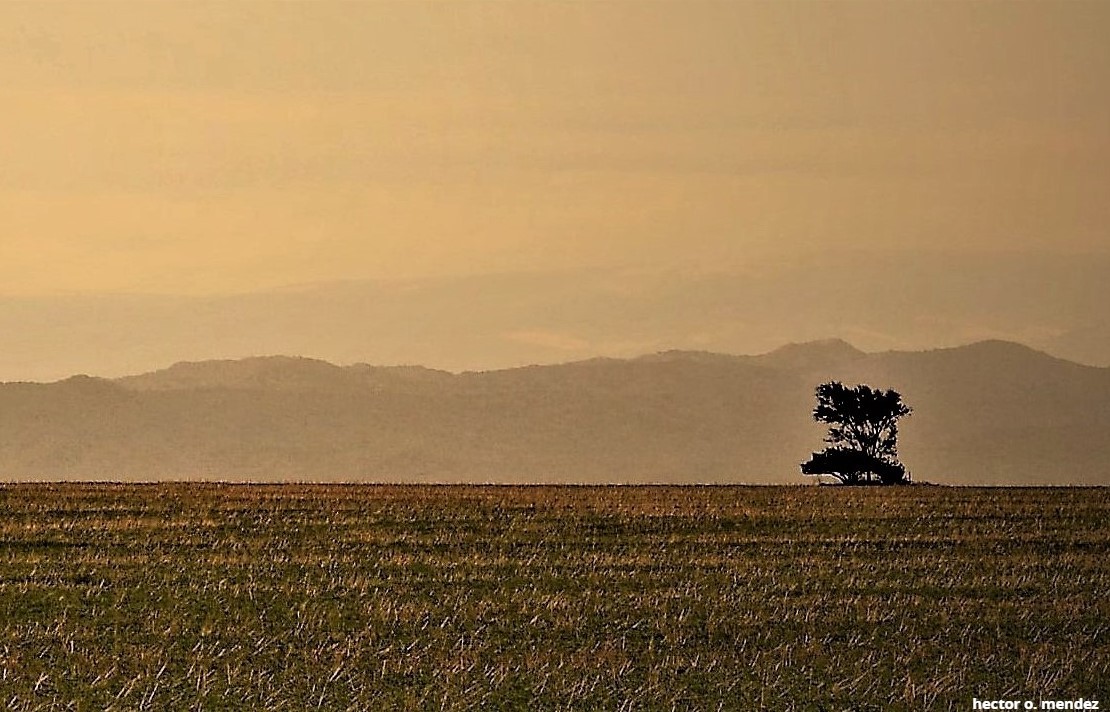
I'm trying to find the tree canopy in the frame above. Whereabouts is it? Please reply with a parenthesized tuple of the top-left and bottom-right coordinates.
(801, 381, 911, 485)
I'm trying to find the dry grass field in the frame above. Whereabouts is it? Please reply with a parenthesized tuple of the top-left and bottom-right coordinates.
(0, 484, 1106, 710)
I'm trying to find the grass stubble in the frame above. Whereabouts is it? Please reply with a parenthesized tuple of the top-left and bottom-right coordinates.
(0, 484, 1105, 710)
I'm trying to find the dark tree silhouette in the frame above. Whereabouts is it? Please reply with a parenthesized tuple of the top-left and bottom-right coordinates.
(801, 381, 911, 485)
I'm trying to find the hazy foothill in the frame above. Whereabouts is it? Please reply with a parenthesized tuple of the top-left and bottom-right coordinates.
(1, 339, 1108, 485)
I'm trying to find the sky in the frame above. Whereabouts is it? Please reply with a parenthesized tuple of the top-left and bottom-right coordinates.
(0, 1, 1108, 380)
(2, 0, 1107, 297)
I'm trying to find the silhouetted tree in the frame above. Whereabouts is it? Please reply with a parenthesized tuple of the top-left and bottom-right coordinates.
(801, 381, 911, 485)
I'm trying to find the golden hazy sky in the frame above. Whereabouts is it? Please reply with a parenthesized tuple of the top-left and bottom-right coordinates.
(2, 0, 1108, 296)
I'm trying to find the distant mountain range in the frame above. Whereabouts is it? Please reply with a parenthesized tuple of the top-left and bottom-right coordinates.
(3, 251, 1108, 385)
(1, 339, 1107, 484)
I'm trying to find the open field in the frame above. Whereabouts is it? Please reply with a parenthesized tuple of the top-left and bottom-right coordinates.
(0, 484, 1106, 711)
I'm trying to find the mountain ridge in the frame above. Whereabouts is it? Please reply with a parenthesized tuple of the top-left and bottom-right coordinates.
(13, 337, 1089, 390)
(0, 339, 1106, 486)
